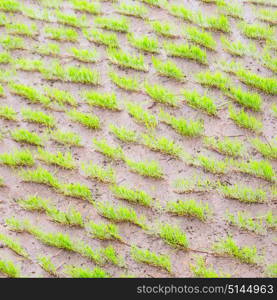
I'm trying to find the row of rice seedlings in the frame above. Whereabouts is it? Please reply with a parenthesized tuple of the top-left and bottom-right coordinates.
(44, 25, 78, 42)
(125, 158, 164, 179)
(93, 138, 125, 161)
(145, 82, 179, 106)
(6, 217, 124, 266)
(21, 107, 56, 127)
(33, 42, 61, 57)
(109, 124, 139, 143)
(0, 51, 12, 64)
(14, 58, 45, 73)
(83, 28, 119, 47)
(109, 71, 140, 91)
(239, 22, 275, 40)
(64, 265, 109, 278)
(192, 155, 229, 174)
(0, 105, 17, 121)
(67, 109, 100, 129)
(6, 22, 38, 38)
(81, 161, 116, 183)
(183, 26, 217, 50)
(159, 110, 204, 137)
(128, 33, 159, 53)
(215, 0, 243, 19)
(164, 42, 208, 65)
(11, 128, 44, 146)
(149, 20, 179, 38)
(37, 148, 76, 169)
(125, 102, 157, 128)
(152, 57, 185, 81)
(0, 233, 28, 258)
(96, 201, 147, 228)
(0, 35, 26, 50)
(37, 256, 59, 277)
(34, 0, 63, 9)
(0, 0, 21, 12)
(69, 47, 99, 63)
(139, 0, 168, 8)
(44, 86, 77, 107)
(256, 9, 277, 25)
(85, 220, 123, 241)
(183, 90, 217, 116)
(50, 129, 81, 146)
(0, 148, 34, 167)
(116, 1, 148, 19)
(213, 236, 262, 264)
(166, 199, 212, 221)
(110, 184, 153, 207)
(219, 183, 267, 203)
(107, 48, 148, 71)
(262, 51, 277, 73)
(251, 137, 277, 159)
(21, 6, 52, 22)
(0, 258, 21, 278)
(229, 105, 263, 132)
(233, 159, 276, 182)
(0, 13, 8, 26)
(173, 175, 214, 194)
(221, 36, 257, 57)
(55, 10, 88, 28)
(84, 90, 120, 110)
(196, 70, 230, 90)
(70, 0, 102, 15)
(95, 16, 129, 32)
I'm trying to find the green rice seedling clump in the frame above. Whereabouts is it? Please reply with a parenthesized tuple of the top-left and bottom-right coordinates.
(0, 51, 11, 64)
(34, 42, 61, 57)
(71, 0, 101, 15)
(109, 71, 140, 91)
(46, 207, 84, 227)
(84, 91, 120, 110)
(152, 57, 185, 81)
(37, 148, 76, 169)
(21, 108, 55, 127)
(221, 36, 256, 57)
(11, 129, 44, 146)
(17, 195, 49, 211)
(6, 23, 38, 37)
(0, 149, 34, 167)
(0, 0, 21, 12)
(194, 154, 228, 174)
(14, 58, 45, 73)
(184, 26, 216, 50)
(0, 259, 21, 278)
(251, 138, 277, 159)
(59, 183, 93, 202)
(173, 176, 213, 194)
(116, 2, 148, 18)
(196, 71, 230, 90)
(145, 83, 179, 107)
(82, 162, 116, 183)
(68, 109, 100, 129)
(70, 47, 99, 63)
(125, 158, 163, 178)
(38, 256, 58, 277)
(0, 105, 17, 121)
(93, 138, 125, 160)
(150, 20, 178, 38)
(0, 233, 28, 257)
(64, 265, 109, 278)
(158, 224, 189, 249)
(0, 35, 25, 50)
(51, 130, 82, 146)
(44, 26, 78, 42)
(109, 124, 138, 143)
(240, 22, 275, 40)
(56, 11, 88, 28)
(85, 221, 122, 241)
(95, 16, 129, 32)
(266, 264, 277, 278)
(128, 33, 159, 53)
(44, 87, 77, 106)
(83, 29, 119, 47)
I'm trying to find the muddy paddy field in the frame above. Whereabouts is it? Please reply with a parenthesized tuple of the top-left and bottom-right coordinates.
(0, 0, 276, 278)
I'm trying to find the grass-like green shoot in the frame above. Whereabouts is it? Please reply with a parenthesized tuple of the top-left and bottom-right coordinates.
(85, 221, 122, 241)
(84, 90, 120, 110)
(81, 162, 116, 183)
(272, 104, 277, 118)
(240, 22, 275, 40)
(166, 199, 211, 221)
(64, 265, 109, 278)
(11, 129, 44, 146)
(266, 263, 277, 278)
(34, 42, 61, 57)
(262, 51, 277, 73)
(17, 195, 49, 211)
(44, 25, 78, 42)
(21, 108, 55, 127)
(109, 71, 140, 91)
(0, 105, 17, 121)
(173, 175, 213, 194)
(221, 36, 256, 57)
(0, 233, 28, 258)
(251, 138, 277, 159)
(109, 124, 138, 143)
(14, 58, 45, 73)
(194, 154, 228, 174)
(95, 16, 129, 32)
(44, 86, 77, 107)
(125, 158, 163, 179)
(59, 183, 93, 202)
(128, 33, 159, 53)
(0, 259, 21, 278)
(116, 1, 148, 19)
(71, 0, 101, 15)
(159, 110, 204, 137)
(184, 26, 216, 50)
(0, 35, 25, 50)
(110, 184, 153, 207)
(149, 20, 178, 38)
(93, 138, 125, 160)
(0, 0, 21, 12)
(70, 47, 99, 63)
(83, 29, 119, 47)
(6, 22, 38, 37)
(47, 206, 84, 227)
(196, 71, 230, 90)
(140, 0, 168, 7)
(0, 149, 34, 167)
(0, 51, 11, 64)
(38, 256, 58, 277)
(152, 57, 185, 81)
(56, 10, 88, 28)
(257, 9, 277, 25)
(68, 109, 100, 129)
(51, 129, 82, 146)
(37, 148, 76, 169)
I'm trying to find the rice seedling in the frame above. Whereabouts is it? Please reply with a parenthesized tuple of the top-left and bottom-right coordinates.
(64, 265, 109, 278)
(190, 256, 230, 278)
(0, 177, 4, 186)
(71, 0, 101, 15)
(44, 26, 78, 42)
(141, 133, 183, 158)
(219, 183, 267, 203)
(9, 82, 51, 106)
(34, 42, 61, 57)
(93, 138, 125, 160)
(0, 51, 11, 64)
(11, 129, 44, 146)
(140, 0, 168, 8)
(0, 259, 21, 278)
(116, 2, 148, 19)
(37, 148, 76, 169)
(158, 223, 189, 250)
(96, 201, 146, 228)
(35, 0, 63, 8)
(107, 48, 148, 71)
(46, 206, 84, 227)
(109, 71, 140, 91)
(85, 221, 122, 241)
(164, 42, 208, 64)
(0, 84, 4, 96)
(51, 129, 82, 146)
(84, 91, 120, 110)
(21, 108, 56, 127)
(196, 71, 230, 90)
(110, 184, 153, 207)
(21, 6, 51, 22)
(226, 211, 265, 234)
(183, 90, 217, 116)
(19, 167, 60, 188)
(244, 0, 277, 6)
(14, 58, 45, 73)
(240, 22, 275, 40)
(83, 29, 119, 47)
(38, 256, 58, 277)
(125, 158, 163, 179)
(194, 154, 228, 174)
(131, 246, 172, 273)
(264, 211, 277, 229)
(149, 20, 178, 38)
(0, 35, 25, 50)
(56, 10, 88, 28)
(216, 0, 243, 19)
(266, 263, 277, 278)
(70, 47, 99, 63)
(128, 33, 159, 53)
(257, 9, 277, 25)
(229, 105, 263, 132)
(262, 51, 277, 73)
(0, 233, 28, 258)
(125, 102, 157, 128)
(68, 109, 100, 129)
(109, 124, 138, 143)
(173, 176, 214, 194)
(81, 162, 116, 183)
(152, 57, 185, 81)
(221, 36, 257, 57)
(272, 104, 277, 117)
(159, 110, 204, 137)
(0, 0, 21, 12)
(213, 236, 262, 264)
(167, 4, 194, 22)
(44, 86, 77, 107)
(17, 195, 49, 211)
(95, 16, 129, 32)
(0, 13, 8, 26)
(202, 14, 231, 32)
(204, 136, 245, 157)
(251, 138, 277, 159)
(183, 26, 217, 50)
(6, 23, 38, 38)
(166, 199, 211, 221)
(101, 245, 125, 266)
(144, 82, 179, 107)
(0, 149, 34, 167)
(0, 105, 17, 121)
(59, 183, 93, 202)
